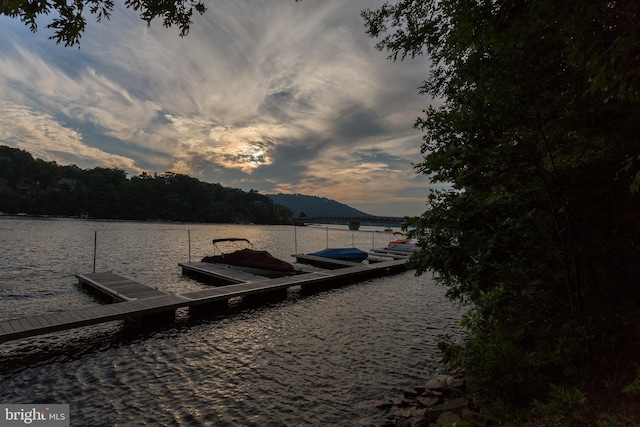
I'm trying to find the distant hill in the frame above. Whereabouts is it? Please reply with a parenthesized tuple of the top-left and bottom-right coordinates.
(267, 194, 371, 218)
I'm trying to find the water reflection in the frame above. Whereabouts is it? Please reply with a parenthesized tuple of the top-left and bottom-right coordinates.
(0, 218, 465, 425)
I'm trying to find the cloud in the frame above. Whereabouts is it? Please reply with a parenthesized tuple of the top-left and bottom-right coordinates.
(0, 0, 434, 216)
(0, 101, 141, 171)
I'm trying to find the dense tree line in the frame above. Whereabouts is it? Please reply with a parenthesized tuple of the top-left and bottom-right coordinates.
(0, 145, 292, 224)
(364, 0, 640, 422)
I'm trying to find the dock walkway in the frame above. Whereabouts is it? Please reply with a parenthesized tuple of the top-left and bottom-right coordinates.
(78, 271, 169, 301)
(292, 254, 363, 269)
(177, 261, 272, 284)
(0, 258, 407, 343)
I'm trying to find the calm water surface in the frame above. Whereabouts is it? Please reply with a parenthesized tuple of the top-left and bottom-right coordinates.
(0, 217, 466, 426)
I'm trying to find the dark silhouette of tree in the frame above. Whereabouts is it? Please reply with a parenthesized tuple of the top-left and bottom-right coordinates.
(1, 0, 206, 46)
(363, 0, 640, 411)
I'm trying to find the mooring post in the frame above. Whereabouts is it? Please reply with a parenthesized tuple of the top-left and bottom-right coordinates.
(188, 229, 191, 262)
(326, 225, 329, 248)
(93, 230, 97, 273)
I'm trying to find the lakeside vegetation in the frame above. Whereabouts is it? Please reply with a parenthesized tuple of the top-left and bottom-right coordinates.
(364, 1, 640, 425)
(0, 145, 293, 224)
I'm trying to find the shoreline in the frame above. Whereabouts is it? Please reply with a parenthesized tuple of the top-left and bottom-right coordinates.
(377, 373, 493, 427)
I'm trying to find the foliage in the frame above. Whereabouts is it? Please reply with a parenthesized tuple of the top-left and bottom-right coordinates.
(0, 0, 206, 46)
(363, 0, 640, 412)
(622, 366, 640, 396)
(532, 385, 588, 425)
(0, 145, 293, 224)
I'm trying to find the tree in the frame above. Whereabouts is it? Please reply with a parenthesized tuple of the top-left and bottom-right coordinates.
(1, 0, 206, 46)
(363, 0, 640, 407)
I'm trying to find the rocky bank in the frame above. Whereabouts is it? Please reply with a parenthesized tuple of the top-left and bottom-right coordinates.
(374, 374, 495, 427)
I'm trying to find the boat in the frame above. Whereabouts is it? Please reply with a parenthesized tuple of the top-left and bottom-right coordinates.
(307, 247, 369, 262)
(386, 239, 419, 253)
(201, 238, 295, 278)
(369, 232, 419, 259)
(385, 232, 419, 253)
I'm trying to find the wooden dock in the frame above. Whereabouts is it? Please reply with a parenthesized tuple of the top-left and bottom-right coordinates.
(0, 258, 407, 343)
(177, 261, 273, 284)
(78, 271, 170, 301)
(369, 248, 413, 260)
(292, 254, 364, 269)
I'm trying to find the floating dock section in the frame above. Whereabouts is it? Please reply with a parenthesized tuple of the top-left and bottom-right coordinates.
(79, 271, 170, 301)
(291, 254, 364, 270)
(368, 248, 415, 260)
(0, 257, 407, 343)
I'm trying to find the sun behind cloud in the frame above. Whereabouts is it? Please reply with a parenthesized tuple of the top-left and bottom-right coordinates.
(166, 115, 293, 174)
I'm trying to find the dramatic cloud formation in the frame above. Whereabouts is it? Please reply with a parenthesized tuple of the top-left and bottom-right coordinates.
(0, 0, 438, 216)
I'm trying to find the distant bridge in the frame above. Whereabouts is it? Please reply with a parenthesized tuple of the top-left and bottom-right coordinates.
(291, 216, 407, 230)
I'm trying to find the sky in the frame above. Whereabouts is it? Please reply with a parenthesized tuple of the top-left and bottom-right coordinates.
(0, 0, 440, 217)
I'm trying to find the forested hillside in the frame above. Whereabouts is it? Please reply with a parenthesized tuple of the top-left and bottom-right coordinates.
(0, 145, 292, 224)
(267, 193, 370, 217)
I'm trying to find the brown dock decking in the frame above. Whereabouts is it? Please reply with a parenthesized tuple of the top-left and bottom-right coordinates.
(0, 294, 191, 343)
(78, 271, 170, 301)
(0, 258, 407, 343)
(292, 254, 363, 269)
(177, 261, 272, 284)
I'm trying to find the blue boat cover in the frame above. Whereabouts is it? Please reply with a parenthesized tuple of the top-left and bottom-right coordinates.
(308, 247, 368, 261)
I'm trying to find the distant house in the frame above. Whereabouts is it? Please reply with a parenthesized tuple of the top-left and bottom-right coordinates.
(58, 178, 76, 191)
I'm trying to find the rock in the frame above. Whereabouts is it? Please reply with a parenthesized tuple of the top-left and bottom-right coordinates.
(461, 408, 492, 427)
(414, 386, 426, 395)
(436, 411, 462, 425)
(404, 389, 418, 399)
(399, 406, 425, 418)
(372, 399, 394, 410)
(391, 397, 411, 407)
(416, 396, 441, 408)
(444, 378, 465, 389)
(424, 375, 450, 390)
(426, 397, 469, 414)
(380, 374, 478, 427)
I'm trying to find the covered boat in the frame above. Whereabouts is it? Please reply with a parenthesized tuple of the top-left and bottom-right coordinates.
(370, 232, 419, 259)
(308, 247, 369, 262)
(202, 238, 295, 277)
(386, 232, 419, 253)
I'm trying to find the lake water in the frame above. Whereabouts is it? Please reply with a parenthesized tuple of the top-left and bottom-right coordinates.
(0, 217, 465, 426)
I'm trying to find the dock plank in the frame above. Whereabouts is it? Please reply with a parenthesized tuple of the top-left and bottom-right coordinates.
(18, 318, 33, 331)
(9, 319, 24, 333)
(27, 314, 49, 329)
(293, 254, 363, 269)
(77, 271, 168, 302)
(179, 262, 272, 284)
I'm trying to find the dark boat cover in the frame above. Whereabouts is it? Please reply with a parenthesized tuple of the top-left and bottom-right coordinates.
(202, 248, 295, 272)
